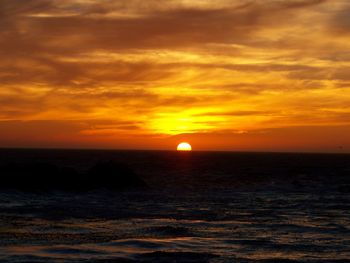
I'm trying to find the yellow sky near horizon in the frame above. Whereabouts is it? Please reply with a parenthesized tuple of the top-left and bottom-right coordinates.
(0, 0, 350, 151)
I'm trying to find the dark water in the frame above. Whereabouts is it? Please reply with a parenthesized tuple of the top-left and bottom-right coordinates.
(0, 149, 350, 262)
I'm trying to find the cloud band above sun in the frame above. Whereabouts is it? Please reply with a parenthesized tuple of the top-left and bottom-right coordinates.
(0, 0, 349, 152)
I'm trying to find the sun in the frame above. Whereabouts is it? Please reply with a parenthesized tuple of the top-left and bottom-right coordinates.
(177, 142, 192, 151)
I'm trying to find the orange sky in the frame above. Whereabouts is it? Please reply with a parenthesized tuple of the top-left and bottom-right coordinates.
(1, 0, 350, 152)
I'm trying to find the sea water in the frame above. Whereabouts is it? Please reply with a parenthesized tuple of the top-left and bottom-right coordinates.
(0, 149, 349, 262)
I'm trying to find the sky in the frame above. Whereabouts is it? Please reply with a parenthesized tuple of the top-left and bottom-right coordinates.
(0, 0, 350, 152)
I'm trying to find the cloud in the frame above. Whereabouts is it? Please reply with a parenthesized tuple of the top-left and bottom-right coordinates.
(195, 110, 275, 117)
(288, 67, 350, 81)
(0, 0, 349, 150)
(328, 3, 350, 35)
(0, 0, 329, 59)
(170, 124, 350, 152)
(1, 120, 349, 152)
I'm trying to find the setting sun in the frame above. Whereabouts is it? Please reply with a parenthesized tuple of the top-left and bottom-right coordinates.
(177, 142, 192, 151)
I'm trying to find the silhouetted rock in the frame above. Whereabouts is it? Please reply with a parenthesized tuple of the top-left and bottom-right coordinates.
(0, 161, 146, 192)
(86, 160, 147, 190)
(0, 163, 80, 192)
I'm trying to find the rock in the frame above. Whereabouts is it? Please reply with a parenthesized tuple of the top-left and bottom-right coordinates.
(0, 161, 146, 192)
(85, 160, 147, 190)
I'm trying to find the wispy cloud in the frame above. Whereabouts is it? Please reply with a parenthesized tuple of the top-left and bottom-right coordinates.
(0, 0, 349, 150)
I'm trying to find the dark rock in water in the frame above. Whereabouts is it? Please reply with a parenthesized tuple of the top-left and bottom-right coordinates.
(86, 160, 147, 190)
(0, 162, 79, 192)
(0, 161, 146, 192)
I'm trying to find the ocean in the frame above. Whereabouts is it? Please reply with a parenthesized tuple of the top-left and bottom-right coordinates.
(0, 149, 349, 262)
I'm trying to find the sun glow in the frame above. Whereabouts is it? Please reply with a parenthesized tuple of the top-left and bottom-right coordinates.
(177, 142, 192, 151)
(0, 0, 349, 152)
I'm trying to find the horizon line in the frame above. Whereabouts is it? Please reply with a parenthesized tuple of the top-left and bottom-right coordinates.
(0, 146, 349, 155)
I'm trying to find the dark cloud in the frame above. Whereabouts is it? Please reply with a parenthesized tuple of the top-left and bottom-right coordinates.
(0, 59, 178, 86)
(278, 0, 327, 9)
(329, 4, 350, 35)
(0, 0, 337, 90)
(0, 57, 327, 89)
(288, 67, 350, 81)
(0, 0, 328, 58)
